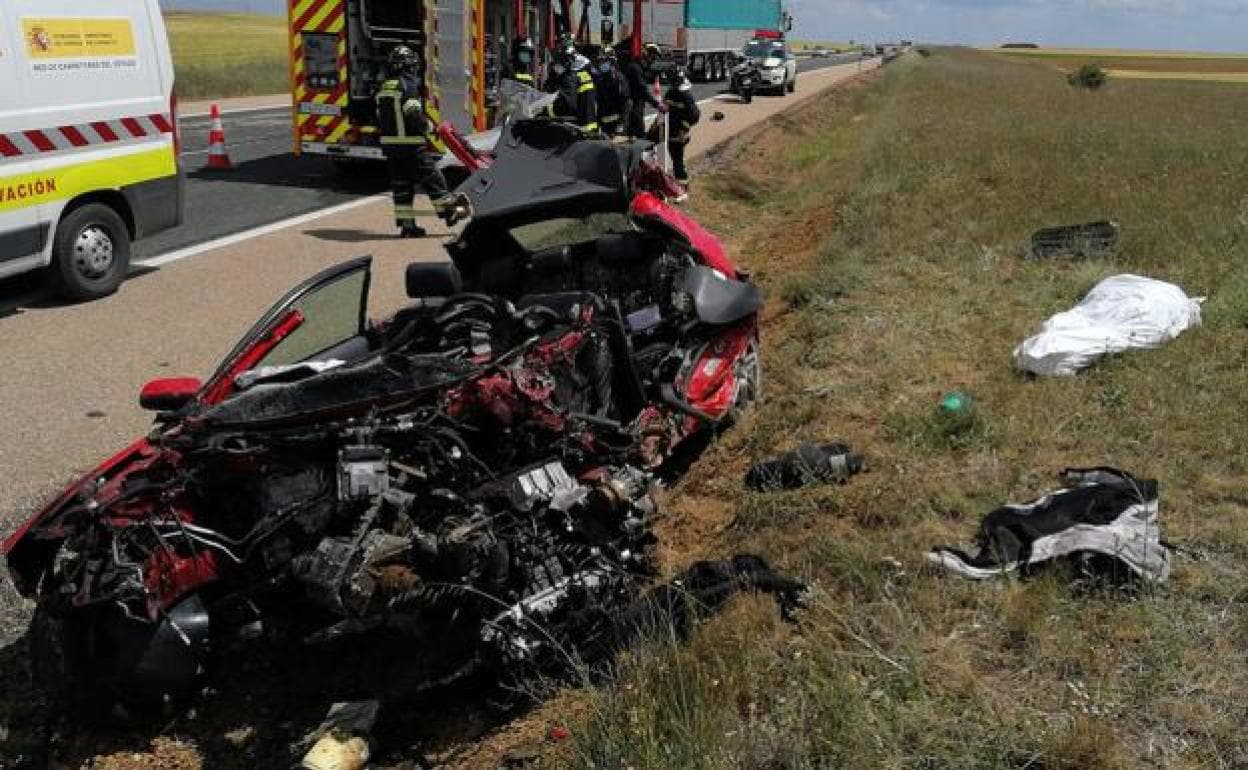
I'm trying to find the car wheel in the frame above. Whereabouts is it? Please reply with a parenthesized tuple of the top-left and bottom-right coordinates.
(788, 74, 796, 93)
(50, 203, 131, 301)
(32, 597, 209, 724)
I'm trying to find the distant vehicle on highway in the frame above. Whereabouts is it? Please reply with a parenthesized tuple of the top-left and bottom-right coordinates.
(744, 31, 797, 95)
(0, 0, 182, 300)
(810, 47, 831, 57)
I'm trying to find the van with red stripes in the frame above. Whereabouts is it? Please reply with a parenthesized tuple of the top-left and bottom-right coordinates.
(0, 0, 181, 300)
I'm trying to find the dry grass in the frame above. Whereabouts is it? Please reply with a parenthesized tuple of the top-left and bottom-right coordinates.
(165, 12, 289, 99)
(547, 48, 1248, 770)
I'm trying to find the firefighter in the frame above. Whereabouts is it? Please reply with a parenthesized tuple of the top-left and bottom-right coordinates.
(375, 45, 454, 238)
(663, 67, 700, 187)
(510, 36, 537, 86)
(591, 46, 630, 137)
(619, 42, 666, 139)
(548, 36, 599, 133)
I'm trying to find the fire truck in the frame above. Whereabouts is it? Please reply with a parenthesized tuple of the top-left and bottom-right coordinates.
(285, 1, 790, 167)
(286, 0, 614, 169)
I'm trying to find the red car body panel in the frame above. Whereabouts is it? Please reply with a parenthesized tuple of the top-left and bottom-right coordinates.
(201, 308, 305, 406)
(683, 323, 756, 421)
(629, 192, 739, 278)
(4, 309, 308, 602)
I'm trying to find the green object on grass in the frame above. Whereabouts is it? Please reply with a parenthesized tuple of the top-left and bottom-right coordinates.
(939, 391, 973, 415)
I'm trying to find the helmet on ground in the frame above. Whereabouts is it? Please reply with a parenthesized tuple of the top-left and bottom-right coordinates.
(387, 45, 417, 74)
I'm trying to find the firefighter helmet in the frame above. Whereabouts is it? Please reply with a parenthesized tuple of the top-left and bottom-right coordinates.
(665, 66, 692, 91)
(387, 45, 418, 74)
(515, 36, 535, 65)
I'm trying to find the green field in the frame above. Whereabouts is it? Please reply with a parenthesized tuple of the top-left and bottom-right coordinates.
(165, 12, 289, 100)
(533, 48, 1248, 770)
(996, 46, 1248, 84)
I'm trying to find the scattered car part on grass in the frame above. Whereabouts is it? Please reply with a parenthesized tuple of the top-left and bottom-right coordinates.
(2, 119, 764, 722)
(927, 467, 1171, 583)
(744, 443, 866, 491)
(610, 555, 808, 649)
(1014, 274, 1203, 376)
(1029, 220, 1119, 260)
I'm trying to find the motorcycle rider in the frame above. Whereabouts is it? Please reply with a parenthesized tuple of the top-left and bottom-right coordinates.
(375, 45, 455, 238)
(618, 41, 666, 139)
(663, 67, 700, 188)
(591, 46, 630, 137)
(510, 36, 537, 86)
(547, 35, 599, 133)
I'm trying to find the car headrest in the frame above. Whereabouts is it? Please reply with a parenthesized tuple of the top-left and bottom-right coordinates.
(596, 231, 649, 264)
(406, 262, 463, 299)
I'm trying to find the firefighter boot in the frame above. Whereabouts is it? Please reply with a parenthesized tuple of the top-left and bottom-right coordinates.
(398, 219, 427, 238)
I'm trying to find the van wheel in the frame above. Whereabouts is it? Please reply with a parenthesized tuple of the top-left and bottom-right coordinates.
(51, 203, 130, 301)
(787, 75, 796, 93)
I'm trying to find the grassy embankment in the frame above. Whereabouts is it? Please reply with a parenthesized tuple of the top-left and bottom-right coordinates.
(166, 11, 288, 100)
(535, 47, 1248, 770)
(996, 47, 1248, 84)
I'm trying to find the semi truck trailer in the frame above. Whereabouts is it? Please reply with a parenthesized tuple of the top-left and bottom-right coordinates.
(618, 0, 790, 82)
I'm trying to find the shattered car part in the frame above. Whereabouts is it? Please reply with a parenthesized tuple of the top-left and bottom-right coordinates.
(605, 555, 808, 654)
(337, 445, 389, 502)
(928, 467, 1171, 583)
(1029, 219, 1119, 260)
(744, 442, 866, 491)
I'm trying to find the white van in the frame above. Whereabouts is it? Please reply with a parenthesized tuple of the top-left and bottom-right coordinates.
(0, 0, 181, 300)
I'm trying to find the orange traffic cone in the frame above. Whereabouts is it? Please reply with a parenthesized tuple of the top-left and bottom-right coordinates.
(204, 103, 233, 170)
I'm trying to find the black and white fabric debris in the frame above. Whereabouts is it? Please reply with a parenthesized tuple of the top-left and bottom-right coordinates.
(928, 467, 1171, 583)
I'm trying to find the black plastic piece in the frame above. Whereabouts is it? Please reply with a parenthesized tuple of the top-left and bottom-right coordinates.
(406, 261, 464, 299)
(675, 265, 764, 325)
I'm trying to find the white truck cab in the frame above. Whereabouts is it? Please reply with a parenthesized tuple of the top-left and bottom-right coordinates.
(0, 0, 182, 300)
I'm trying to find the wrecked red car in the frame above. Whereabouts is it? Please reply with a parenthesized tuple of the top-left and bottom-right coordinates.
(3, 120, 763, 717)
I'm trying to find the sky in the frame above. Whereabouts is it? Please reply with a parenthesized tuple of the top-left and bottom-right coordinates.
(163, 0, 1248, 54)
(786, 0, 1248, 52)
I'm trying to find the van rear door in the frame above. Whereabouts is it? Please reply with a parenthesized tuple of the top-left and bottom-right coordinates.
(0, 11, 48, 274)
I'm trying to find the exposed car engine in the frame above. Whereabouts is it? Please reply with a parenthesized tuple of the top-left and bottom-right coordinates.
(5, 120, 764, 720)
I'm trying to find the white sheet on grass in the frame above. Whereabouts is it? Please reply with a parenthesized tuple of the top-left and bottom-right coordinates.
(1014, 274, 1203, 376)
